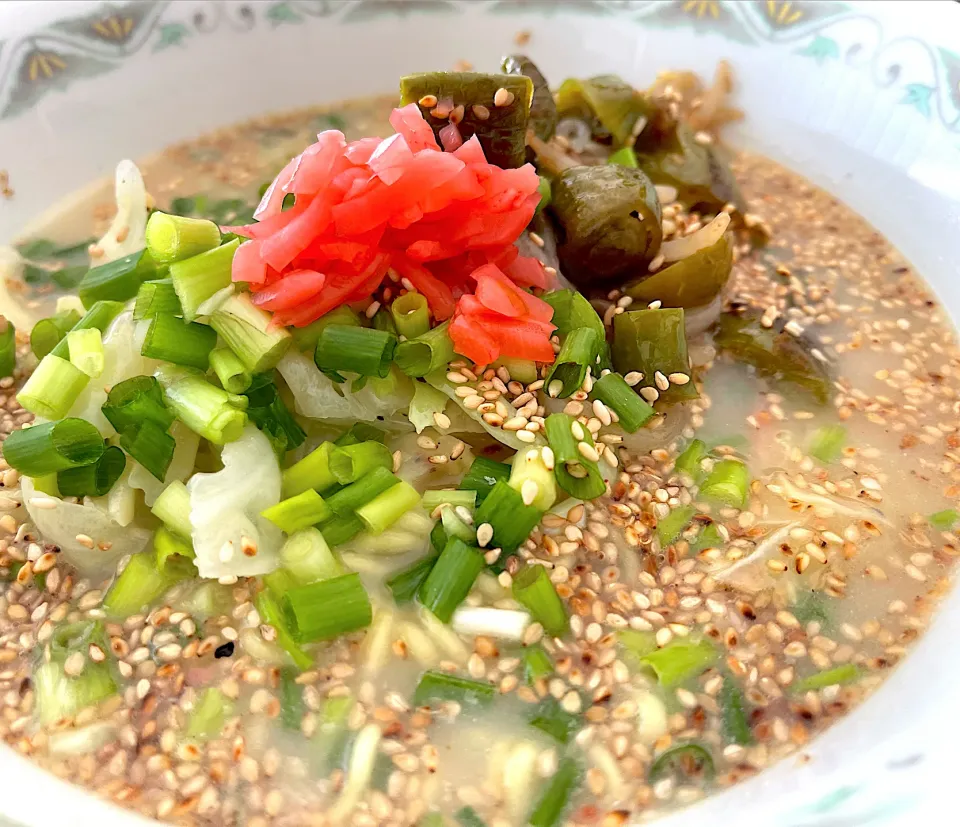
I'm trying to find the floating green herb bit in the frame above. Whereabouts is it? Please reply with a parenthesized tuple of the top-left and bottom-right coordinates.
(501, 55, 557, 142)
(808, 424, 847, 464)
(792, 590, 832, 629)
(929, 509, 959, 531)
(413, 670, 495, 708)
(648, 742, 715, 783)
(279, 667, 305, 731)
(528, 756, 582, 827)
(622, 232, 733, 310)
(792, 664, 862, 694)
(529, 695, 581, 744)
(656, 504, 696, 546)
(674, 438, 708, 479)
(454, 806, 487, 827)
(720, 677, 753, 745)
(639, 639, 718, 687)
(714, 309, 832, 405)
(699, 459, 749, 509)
(0, 316, 15, 378)
(551, 165, 662, 288)
(612, 308, 697, 404)
(34, 657, 116, 726)
(523, 645, 554, 684)
(399, 72, 534, 168)
(618, 629, 656, 668)
(187, 688, 234, 740)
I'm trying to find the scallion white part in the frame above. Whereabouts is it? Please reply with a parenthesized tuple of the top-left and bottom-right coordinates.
(450, 606, 532, 642)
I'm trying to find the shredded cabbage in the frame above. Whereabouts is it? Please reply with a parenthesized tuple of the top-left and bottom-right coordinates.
(66, 311, 161, 437)
(0, 245, 37, 330)
(21, 476, 151, 576)
(186, 425, 283, 579)
(94, 160, 149, 263)
(276, 350, 412, 427)
(129, 421, 200, 506)
(408, 381, 448, 434)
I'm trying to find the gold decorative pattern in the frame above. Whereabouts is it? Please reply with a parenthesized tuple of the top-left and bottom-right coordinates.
(765, 0, 803, 27)
(90, 15, 136, 42)
(683, 0, 720, 20)
(25, 50, 67, 82)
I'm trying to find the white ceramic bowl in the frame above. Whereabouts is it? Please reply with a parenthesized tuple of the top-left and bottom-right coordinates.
(1, 1, 958, 825)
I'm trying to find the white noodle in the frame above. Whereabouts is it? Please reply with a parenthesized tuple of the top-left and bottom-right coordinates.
(328, 723, 381, 823)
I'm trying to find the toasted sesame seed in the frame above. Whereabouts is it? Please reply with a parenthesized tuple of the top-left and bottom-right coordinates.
(493, 87, 515, 107)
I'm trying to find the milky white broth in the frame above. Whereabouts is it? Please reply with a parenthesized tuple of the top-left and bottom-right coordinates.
(0, 91, 958, 827)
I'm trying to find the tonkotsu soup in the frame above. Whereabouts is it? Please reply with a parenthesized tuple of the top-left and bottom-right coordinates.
(0, 57, 956, 827)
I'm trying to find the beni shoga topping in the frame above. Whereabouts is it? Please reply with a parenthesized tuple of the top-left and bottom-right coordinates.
(0, 54, 955, 827)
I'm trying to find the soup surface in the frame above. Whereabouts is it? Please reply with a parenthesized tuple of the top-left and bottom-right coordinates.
(0, 71, 958, 827)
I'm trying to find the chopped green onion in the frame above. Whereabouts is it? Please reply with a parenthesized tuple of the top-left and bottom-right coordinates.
(413, 669, 495, 707)
(49, 300, 124, 360)
(720, 676, 753, 745)
(473, 480, 543, 557)
(210, 347, 252, 394)
(151, 480, 192, 538)
(592, 372, 654, 432)
(29, 473, 59, 497)
(808, 424, 847, 464)
(156, 366, 247, 444)
(210, 292, 292, 373)
(792, 590, 831, 629)
(419, 813, 445, 827)
(103, 545, 186, 617)
(386, 553, 439, 604)
(494, 356, 538, 384)
(154, 526, 196, 573)
(78, 248, 153, 308)
(262, 489, 332, 534)
(674, 438, 708, 479)
(146, 211, 221, 265)
(356, 481, 421, 534)
(372, 307, 398, 336)
(454, 807, 487, 827)
(395, 321, 456, 377)
(791, 663, 861, 694)
(508, 446, 557, 511)
(324, 466, 399, 516)
(34, 659, 116, 725)
(56, 445, 126, 498)
(612, 308, 698, 404)
(280, 527, 343, 583)
(66, 327, 104, 377)
(529, 695, 581, 744)
(929, 509, 959, 531)
(421, 489, 477, 511)
(329, 441, 393, 484)
(320, 513, 365, 547)
(459, 456, 511, 504)
(30, 309, 81, 359)
(255, 590, 312, 670)
(101, 375, 175, 434)
(134, 278, 182, 320)
(440, 504, 475, 544)
(418, 537, 485, 622)
(544, 413, 606, 500)
(187, 688, 233, 739)
(281, 572, 372, 643)
(291, 305, 360, 352)
(536, 174, 552, 212)
(3, 419, 104, 476)
(279, 667, 305, 730)
(390, 292, 431, 340)
(141, 313, 217, 369)
(545, 327, 599, 398)
(334, 422, 386, 447)
(608, 145, 639, 167)
(169, 238, 238, 321)
(618, 629, 656, 665)
(0, 317, 15, 378)
(512, 565, 568, 637)
(243, 373, 304, 455)
(648, 743, 715, 783)
(430, 520, 449, 552)
(639, 639, 718, 687)
(541, 290, 604, 341)
(17, 354, 89, 419)
(656, 504, 696, 546)
(690, 521, 724, 553)
(699, 459, 749, 508)
(523, 646, 554, 683)
(528, 757, 581, 827)
(119, 419, 176, 482)
(314, 324, 397, 378)
(281, 442, 339, 498)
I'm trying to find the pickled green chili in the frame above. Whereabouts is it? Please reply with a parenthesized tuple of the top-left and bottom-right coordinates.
(611, 308, 698, 404)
